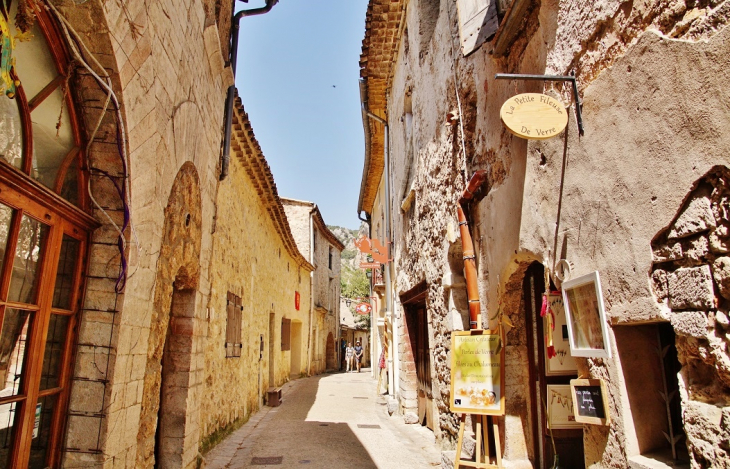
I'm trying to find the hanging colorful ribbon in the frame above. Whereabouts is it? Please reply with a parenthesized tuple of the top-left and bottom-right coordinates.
(541, 268, 556, 359)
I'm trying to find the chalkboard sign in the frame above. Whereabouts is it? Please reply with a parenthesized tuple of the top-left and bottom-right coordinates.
(570, 379, 611, 425)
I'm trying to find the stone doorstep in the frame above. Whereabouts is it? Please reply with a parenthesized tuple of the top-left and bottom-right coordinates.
(628, 453, 690, 469)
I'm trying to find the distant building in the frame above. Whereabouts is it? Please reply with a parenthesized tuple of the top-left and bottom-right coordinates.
(340, 299, 370, 369)
(282, 198, 345, 374)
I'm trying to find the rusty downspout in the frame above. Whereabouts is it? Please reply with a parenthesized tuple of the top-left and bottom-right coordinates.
(220, 0, 279, 180)
(457, 170, 488, 329)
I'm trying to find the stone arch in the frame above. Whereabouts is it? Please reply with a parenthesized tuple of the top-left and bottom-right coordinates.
(36, 2, 145, 465)
(497, 255, 545, 464)
(136, 162, 203, 468)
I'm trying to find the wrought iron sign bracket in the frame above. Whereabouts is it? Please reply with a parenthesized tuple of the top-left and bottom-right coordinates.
(495, 73, 584, 136)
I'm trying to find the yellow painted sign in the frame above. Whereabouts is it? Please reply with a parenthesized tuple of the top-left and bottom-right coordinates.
(500, 93, 568, 140)
(449, 330, 505, 415)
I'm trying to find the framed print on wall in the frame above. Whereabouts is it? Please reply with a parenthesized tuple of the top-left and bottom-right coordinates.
(561, 271, 612, 359)
(546, 384, 582, 430)
(544, 293, 578, 376)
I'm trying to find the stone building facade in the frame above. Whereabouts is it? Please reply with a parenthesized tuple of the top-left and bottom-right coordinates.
(282, 198, 344, 374)
(359, 0, 730, 467)
(0, 0, 312, 467)
(201, 98, 314, 454)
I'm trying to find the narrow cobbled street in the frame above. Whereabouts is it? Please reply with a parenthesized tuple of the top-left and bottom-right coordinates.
(204, 370, 442, 469)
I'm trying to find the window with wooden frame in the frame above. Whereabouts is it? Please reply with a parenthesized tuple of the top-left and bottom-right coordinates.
(281, 318, 291, 351)
(0, 3, 97, 468)
(455, 0, 531, 56)
(225, 292, 242, 358)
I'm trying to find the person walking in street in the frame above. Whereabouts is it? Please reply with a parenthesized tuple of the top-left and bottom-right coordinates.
(354, 340, 364, 372)
(345, 342, 355, 372)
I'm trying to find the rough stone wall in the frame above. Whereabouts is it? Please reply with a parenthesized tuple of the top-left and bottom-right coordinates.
(202, 132, 311, 448)
(650, 166, 730, 466)
(372, 0, 730, 465)
(51, 0, 234, 465)
(282, 201, 314, 261)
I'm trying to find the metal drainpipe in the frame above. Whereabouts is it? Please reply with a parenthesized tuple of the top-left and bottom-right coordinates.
(307, 207, 315, 374)
(358, 211, 377, 378)
(220, 0, 279, 181)
(364, 111, 396, 398)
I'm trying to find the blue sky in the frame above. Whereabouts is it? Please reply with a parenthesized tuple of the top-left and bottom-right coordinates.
(236, 0, 369, 230)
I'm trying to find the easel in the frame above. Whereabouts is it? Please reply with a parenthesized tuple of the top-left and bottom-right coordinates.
(450, 327, 505, 469)
(454, 413, 503, 468)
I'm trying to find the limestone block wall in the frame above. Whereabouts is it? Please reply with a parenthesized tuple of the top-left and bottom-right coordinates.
(369, 0, 730, 466)
(50, 0, 234, 466)
(282, 201, 313, 261)
(202, 141, 312, 447)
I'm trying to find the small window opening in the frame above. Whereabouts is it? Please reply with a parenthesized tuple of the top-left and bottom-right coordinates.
(615, 323, 688, 465)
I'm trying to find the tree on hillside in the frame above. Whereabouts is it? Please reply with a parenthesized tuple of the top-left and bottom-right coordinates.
(341, 265, 369, 300)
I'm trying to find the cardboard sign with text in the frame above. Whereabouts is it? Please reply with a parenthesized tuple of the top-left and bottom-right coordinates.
(450, 330, 505, 415)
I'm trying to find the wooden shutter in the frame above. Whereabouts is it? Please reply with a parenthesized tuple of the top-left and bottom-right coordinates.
(226, 292, 242, 357)
(456, 0, 499, 56)
(281, 318, 291, 351)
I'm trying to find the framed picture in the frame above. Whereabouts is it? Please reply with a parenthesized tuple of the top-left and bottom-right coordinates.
(561, 271, 612, 359)
(546, 384, 581, 430)
(570, 378, 611, 426)
(544, 293, 578, 376)
(449, 330, 505, 415)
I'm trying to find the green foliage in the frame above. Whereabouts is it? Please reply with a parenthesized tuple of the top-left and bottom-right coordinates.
(341, 249, 357, 260)
(341, 265, 370, 300)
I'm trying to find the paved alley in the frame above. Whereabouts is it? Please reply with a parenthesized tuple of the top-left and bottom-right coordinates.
(203, 369, 442, 468)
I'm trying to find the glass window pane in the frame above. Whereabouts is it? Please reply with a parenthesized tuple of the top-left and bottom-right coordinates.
(52, 235, 80, 310)
(29, 394, 56, 469)
(8, 215, 49, 305)
(0, 205, 13, 279)
(30, 87, 74, 189)
(59, 156, 80, 206)
(0, 309, 32, 397)
(9, 7, 58, 103)
(40, 315, 68, 391)
(0, 401, 20, 469)
(0, 96, 23, 170)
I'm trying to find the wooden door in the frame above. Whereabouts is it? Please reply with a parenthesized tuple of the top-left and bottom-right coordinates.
(523, 263, 584, 469)
(414, 306, 434, 430)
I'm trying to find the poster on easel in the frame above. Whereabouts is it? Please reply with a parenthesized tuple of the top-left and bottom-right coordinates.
(449, 330, 505, 415)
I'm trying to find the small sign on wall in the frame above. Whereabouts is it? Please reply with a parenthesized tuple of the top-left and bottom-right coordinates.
(500, 93, 568, 140)
(570, 378, 611, 426)
(295, 291, 300, 310)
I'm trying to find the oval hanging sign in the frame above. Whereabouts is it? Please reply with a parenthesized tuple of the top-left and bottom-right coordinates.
(355, 302, 372, 315)
(500, 93, 568, 140)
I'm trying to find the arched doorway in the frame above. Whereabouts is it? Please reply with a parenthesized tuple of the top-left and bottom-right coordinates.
(325, 332, 335, 371)
(136, 163, 202, 468)
(522, 262, 583, 468)
(0, 3, 101, 467)
(154, 283, 195, 469)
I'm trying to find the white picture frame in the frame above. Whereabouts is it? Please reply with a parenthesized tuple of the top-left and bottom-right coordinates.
(544, 293, 578, 376)
(561, 271, 612, 359)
